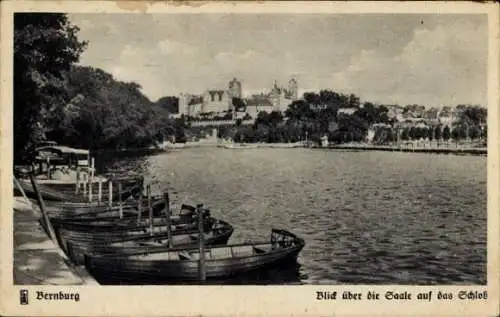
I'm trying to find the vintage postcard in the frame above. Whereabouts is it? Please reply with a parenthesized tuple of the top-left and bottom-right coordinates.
(0, 1, 498, 316)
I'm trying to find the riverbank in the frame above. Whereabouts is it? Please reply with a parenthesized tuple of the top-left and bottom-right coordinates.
(95, 146, 166, 157)
(13, 197, 98, 285)
(130, 139, 488, 156)
(217, 142, 304, 149)
(321, 143, 487, 155)
(215, 141, 486, 155)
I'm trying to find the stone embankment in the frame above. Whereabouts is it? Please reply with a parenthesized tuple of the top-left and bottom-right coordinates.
(13, 197, 98, 285)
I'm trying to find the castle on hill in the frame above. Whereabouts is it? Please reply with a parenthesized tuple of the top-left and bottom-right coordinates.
(177, 77, 298, 119)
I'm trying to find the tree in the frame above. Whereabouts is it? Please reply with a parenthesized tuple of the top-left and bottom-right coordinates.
(469, 125, 480, 139)
(268, 111, 284, 126)
(459, 124, 468, 140)
(156, 96, 179, 113)
(46, 66, 175, 150)
(451, 126, 460, 141)
(348, 94, 360, 108)
(442, 126, 451, 141)
(409, 126, 417, 140)
(303, 92, 321, 105)
(401, 127, 410, 141)
(285, 100, 314, 121)
(14, 13, 87, 162)
(434, 125, 442, 142)
(173, 117, 188, 143)
(460, 105, 487, 126)
(232, 97, 246, 111)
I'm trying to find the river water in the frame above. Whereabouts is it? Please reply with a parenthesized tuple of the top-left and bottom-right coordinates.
(98, 148, 487, 285)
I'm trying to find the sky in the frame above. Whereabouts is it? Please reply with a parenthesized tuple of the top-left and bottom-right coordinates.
(69, 13, 487, 107)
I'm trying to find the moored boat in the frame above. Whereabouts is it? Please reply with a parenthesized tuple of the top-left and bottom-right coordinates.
(48, 204, 206, 230)
(52, 215, 221, 253)
(44, 196, 167, 219)
(83, 229, 304, 283)
(15, 142, 144, 203)
(16, 177, 143, 203)
(66, 221, 234, 265)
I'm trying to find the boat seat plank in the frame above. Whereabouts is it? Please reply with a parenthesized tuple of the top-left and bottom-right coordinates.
(253, 247, 267, 254)
(190, 252, 211, 260)
(178, 252, 192, 260)
(210, 247, 232, 259)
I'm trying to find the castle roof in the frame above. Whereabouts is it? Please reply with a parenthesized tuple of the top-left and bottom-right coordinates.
(207, 89, 226, 94)
(246, 96, 273, 107)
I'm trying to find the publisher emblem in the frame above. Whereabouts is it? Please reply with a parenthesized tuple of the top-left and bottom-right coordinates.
(20, 289, 28, 305)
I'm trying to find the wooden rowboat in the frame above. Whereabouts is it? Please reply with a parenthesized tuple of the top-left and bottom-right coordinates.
(43, 175, 142, 193)
(83, 229, 304, 283)
(65, 221, 234, 265)
(46, 202, 195, 222)
(52, 216, 222, 253)
(17, 178, 142, 203)
(44, 196, 167, 219)
(48, 205, 206, 231)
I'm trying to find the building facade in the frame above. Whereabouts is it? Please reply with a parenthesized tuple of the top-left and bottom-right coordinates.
(177, 77, 298, 119)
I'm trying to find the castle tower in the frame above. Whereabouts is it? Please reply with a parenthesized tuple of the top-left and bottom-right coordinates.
(228, 78, 242, 99)
(270, 80, 281, 110)
(228, 78, 242, 112)
(288, 77, 298, 101)
(178, 93, 189, 115)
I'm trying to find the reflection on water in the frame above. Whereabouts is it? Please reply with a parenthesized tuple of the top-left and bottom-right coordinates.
(93, 262, 305, 285)
(98, 148, 487, 285)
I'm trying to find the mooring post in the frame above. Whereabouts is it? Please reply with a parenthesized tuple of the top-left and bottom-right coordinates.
(108, 181, 113, 208)
(165, 192, 173, 248)
(88, 175, 93, 203)
(46, 157, 51, 179)
(197, 203, 206, 281)
(148, 185, 153, 236)
(75, 168, 80, 194)
(118, 182, 123, 219)
(89, 157, 95, 202)
(137, 186, 143, 224)
(98, 178, 102, 203)
(83, 173, 87, 196)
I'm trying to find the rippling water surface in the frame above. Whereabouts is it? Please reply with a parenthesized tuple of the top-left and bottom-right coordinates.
(99, 148, 487, 285)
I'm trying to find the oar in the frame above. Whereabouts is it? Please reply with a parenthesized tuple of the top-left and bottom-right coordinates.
(197, 203, 206, 281)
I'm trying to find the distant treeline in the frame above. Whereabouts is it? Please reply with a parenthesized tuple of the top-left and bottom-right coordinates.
(216, 92, 487, 145)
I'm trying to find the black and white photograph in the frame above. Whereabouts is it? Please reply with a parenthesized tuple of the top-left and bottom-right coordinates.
(1, 1, 498, 316)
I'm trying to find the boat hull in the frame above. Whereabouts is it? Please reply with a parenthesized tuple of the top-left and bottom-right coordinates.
(45, 198, 166, 219)
(83, 229, 305, 283)
(53, 217, 224, 253)
(50, 213, 201, 232)
(66, 227, 233, 265)
(17, 178, 142, 203)
(85, 244, 303, 283)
